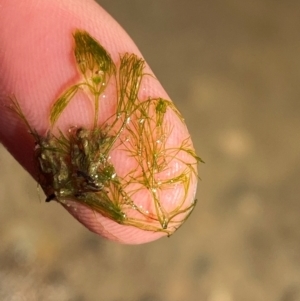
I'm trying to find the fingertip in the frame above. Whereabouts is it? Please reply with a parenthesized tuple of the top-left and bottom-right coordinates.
(0, 0, 200, 245)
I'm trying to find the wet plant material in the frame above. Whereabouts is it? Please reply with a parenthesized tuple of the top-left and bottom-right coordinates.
(10, 30, 202, 235)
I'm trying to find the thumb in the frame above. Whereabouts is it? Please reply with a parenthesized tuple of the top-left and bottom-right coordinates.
(0, 0, 200, 244)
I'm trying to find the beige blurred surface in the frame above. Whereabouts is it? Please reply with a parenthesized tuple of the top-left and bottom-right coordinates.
(1, 1, 300, 300)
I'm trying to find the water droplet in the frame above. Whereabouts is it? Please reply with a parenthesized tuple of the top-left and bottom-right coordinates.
(126, 117, 131, 124)
(102, 94, 106, 99)
(139, 118, 145, 124)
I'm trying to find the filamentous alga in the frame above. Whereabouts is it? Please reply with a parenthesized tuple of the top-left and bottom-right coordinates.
(10, 30, 203, 241)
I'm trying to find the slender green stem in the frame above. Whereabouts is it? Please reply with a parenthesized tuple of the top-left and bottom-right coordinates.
(93, 93, 100, 128)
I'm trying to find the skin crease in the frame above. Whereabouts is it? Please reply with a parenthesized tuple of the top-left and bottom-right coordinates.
(0, 0, 198, 244)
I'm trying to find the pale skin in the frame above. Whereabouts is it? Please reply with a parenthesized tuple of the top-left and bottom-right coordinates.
(0, 0, 199, 244)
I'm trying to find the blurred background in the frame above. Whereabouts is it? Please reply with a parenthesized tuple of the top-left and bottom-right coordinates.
(1, 0, 300, 300)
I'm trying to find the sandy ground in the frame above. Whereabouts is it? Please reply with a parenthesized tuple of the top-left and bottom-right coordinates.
(1, 1, 300, 300)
